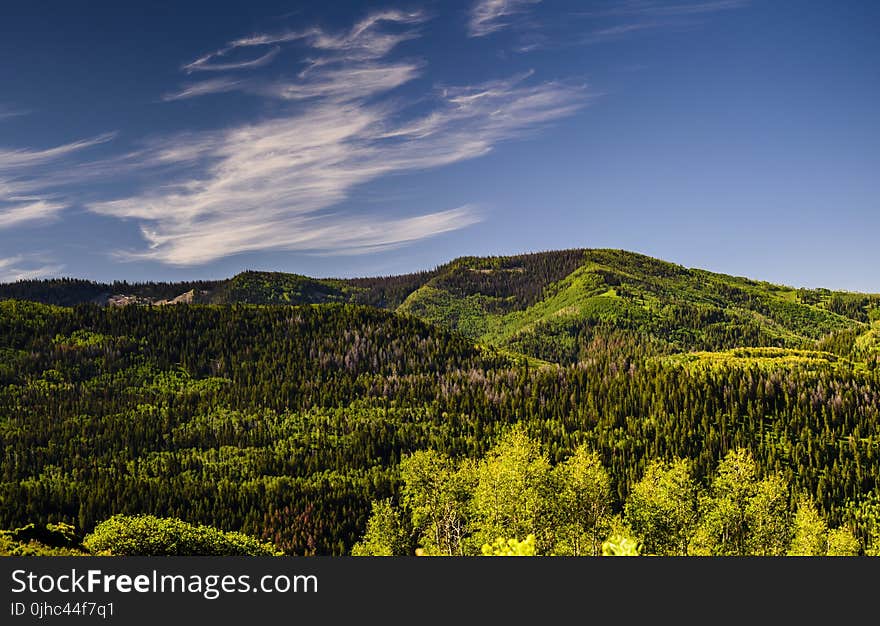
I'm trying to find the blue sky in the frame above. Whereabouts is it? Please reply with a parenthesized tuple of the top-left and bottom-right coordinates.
(0, 0, 877, 290)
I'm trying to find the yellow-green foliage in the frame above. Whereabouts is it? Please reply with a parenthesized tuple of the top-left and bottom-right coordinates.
(481, 535, 537, 556)
(480, 264, 617, 343)
(787, 498, 860, 556)
(83, 515, 282, 556)
(0, 522, 86, 556)
(53, 330, 116, 349)
(146, 367, 230, 394)
(854, 322, 880, 357)
(350, 499, 409, 557)
(826, 528, 860, 556)
(662, 347, 853, 372)
(394, 249, 873, 365)
(478, 344, 555, 370)
(398, 285, 494, 339)
(601, 535, 640, 556)
(0, 535, 87, 556)
(356, 442, 876, 557)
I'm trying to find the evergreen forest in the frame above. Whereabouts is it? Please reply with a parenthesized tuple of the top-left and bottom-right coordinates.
(1, 249, 879, 556)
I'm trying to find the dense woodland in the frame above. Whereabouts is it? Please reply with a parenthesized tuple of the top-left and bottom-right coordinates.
(1, 249, 879, 555)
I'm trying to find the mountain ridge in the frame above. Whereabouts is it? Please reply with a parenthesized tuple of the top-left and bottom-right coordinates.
(2, 248, 878, 366)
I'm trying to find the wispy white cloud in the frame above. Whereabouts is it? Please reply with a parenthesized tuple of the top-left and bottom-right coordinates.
(299, 206, 483, 256)
(268, 62, 424, 101)
(234, 9, 426, 53)
(581, 21, 664, 44)
(577, 0, 749, 18)
(173, 10, 429, 104)
(627, 1, 749, 17)
(0, 255, 64, 282)
(0, 105, 28, 122)
(184, 9, 427, 74)
(89, 12, 587, 266)
(523, 0, 750, 51)
(0, 133, 115, 172)
(162, 77, 247, 102)
(0, 200, 66, 228)
(183, 46, 281, 73)
(0, 133, 116, 230)
(468, 0, 542, 37)
(91, 72, 584, 264)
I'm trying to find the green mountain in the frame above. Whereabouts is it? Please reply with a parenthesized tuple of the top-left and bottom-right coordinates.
(3, 249, 878, 366)
(2, 252, 880, 555)
(394, 249, 880, 365)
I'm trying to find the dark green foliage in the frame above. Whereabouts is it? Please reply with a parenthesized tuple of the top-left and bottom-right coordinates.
(826, 293, 880, 323)
(0, 278, 110, 307)
(345, 269, 440, 309)
(0, 301, 508, 554)
(0, 278, 221, 306)
(424, 249, 590, 313)
(206, 271, 354, 305)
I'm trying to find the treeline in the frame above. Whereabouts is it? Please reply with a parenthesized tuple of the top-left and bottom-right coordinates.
(426, 249, 590, 313)
(206, 272, 353, 306)
(0, 249, 591, 312)
(1, 300, 879, 554)
(0, 278, 222, 307)
(352, 429, 877, 556)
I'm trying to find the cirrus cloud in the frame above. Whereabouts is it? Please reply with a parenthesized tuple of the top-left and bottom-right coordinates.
(0, 133, 116, 230)
(0, 255, 64, 282)
(88, 11, 588, 266)
(468, 0, 543, 37)
(0, 105, 29, 121)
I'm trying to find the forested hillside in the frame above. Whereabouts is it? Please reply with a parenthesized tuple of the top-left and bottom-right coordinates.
(1, 250, 879, 555)
(4, 249, 878, 367)
(395, 249, 880, 364)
